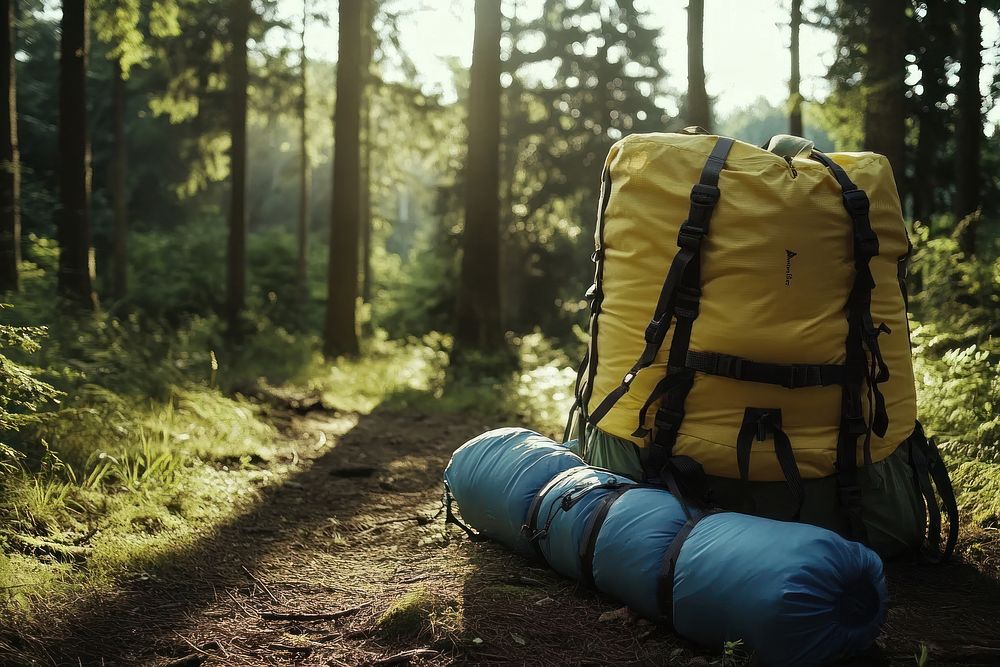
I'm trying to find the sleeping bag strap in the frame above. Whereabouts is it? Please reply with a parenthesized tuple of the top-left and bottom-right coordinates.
(908, 421, 959, 563)
(685, 351, 846, 388)
(735, 408, 805, 519)
(523, 467, 585, 561)
(578, 486, 633, 589)
(655, 508, 722, 624)
(588, 137, 734, 429)
(443, 482, 484, 542)
(811, 151, 884, 543)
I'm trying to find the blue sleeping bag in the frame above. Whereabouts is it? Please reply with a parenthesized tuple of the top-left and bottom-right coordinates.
(443, 427, 581, 556)
(444, 428, 888, 666)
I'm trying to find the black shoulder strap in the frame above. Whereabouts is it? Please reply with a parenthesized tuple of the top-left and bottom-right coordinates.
(642, 138, 734, 474)
(810, 151, 886, 544)
(588, 137, 735, 429)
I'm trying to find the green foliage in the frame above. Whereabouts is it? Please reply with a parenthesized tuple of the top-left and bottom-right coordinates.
(0, 311, 60, 434)
(908, 227, 999, 462)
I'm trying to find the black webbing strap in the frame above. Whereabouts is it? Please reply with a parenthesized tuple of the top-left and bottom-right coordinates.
(685, 351, 845, 389)
(810, 151, 886, 543)
(735, 408, 804, 519)
(655, 508, 721, 623)
(563, 348, 590, 443)
(578, 167, 614, 440)
(908, 422, 960, 563)
(632, 372, 689, 438)
(443, 483, 484, 542)
(523, 468, 583, 560)
(578, 486, 631, 588)
(636, 453, 709, 522)
(588, 137, 735, 430)
(643, 138, 735, 470)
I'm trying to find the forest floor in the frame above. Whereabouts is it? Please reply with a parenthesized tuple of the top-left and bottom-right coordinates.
(3, 396, 1000, 667)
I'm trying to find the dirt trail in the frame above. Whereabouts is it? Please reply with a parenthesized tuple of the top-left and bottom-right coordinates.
(4, 404, 1000, 666)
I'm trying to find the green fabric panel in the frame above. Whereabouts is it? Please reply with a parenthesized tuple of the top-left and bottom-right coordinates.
(585, 428, 645, 480)
(584, 428, 925, 559)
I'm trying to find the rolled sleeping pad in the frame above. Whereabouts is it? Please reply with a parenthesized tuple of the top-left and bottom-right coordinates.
(443, 427, 582, 556)
(444, 429, 889, 666)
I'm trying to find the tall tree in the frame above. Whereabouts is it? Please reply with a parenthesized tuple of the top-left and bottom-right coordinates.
(788, 0, 803, 136)
(454, 0, 502, 354)
(94, 0, 179, 298)
(226, 0, 250, 334)
(110, 57, 127, 298)
(686, 0, 710, 130)
(359, 0, 374, 306)
(863, 0, 906, 188)
(954, 0, 982, 253)
(0, 0, 18, 293)
(57, 0, 97, 308)
(913, 0, 955, 223)
(296, 0, 308, 297)
(324, 0, 363, 357)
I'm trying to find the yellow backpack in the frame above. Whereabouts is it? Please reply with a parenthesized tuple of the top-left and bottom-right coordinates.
(568, 130, 955, 552)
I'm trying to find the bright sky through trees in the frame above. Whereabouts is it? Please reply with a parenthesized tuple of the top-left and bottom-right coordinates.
(281, 0, 1000, 122)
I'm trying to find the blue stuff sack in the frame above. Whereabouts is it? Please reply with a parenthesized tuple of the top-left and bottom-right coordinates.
(443, 427, 581, 556)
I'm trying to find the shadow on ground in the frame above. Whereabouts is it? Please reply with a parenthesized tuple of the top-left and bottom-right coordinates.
(2, 399, 998, 666)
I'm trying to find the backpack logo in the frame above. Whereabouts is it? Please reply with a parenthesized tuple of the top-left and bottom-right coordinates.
(784, 250, 797, 286)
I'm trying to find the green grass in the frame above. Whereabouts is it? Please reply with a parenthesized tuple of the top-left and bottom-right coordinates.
(0, 383, 281, 619)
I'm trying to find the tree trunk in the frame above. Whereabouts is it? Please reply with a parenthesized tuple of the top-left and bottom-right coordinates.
(296, 0, 308, 297)
(226, 0, 249, 335)
(453, 0, 503, 354)
(863, 0, 906, 190)
(360, 0, 373, 306)
(954, 0, 982, 254)
(0, 0, 18, 293)
(686, 0, 710, 130)
(323, 0, 363, 357)
(913, 0, 950, 226)
(111, 58, 127, 299)
(788, 0, 803, 137)
(57, 0, 96, 308)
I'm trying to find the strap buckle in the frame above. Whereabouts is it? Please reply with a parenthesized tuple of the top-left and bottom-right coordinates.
(674, 285, 701, 319)
(715, 354, 742, 378)
(784, 365, 817, 389)
(676, 222, 705, 251)
(842, 189, 870, 217)
(846, 413, 869, 437)
(690, 183, 720, 207)
(653, 406, 684, 435)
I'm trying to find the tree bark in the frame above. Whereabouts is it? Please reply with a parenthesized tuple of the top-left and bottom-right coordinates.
(57, 0, 96, 308)
(226, 0, 249, 334)
(111, 58, 127, 299)
(788, 0, 803, 137)
(686, 0, 710, 130)
(323, 0, 363, 357)
(453, 0, 503, 354)
(360, 0, 373, 306)
(296, 0, 308, 297)
(913, 0, 950, 225)
(863, 0, 906, 190)
(954, 0, 982, 254)
(0, 0, 18, 293)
